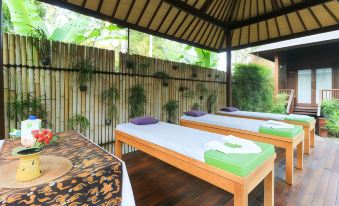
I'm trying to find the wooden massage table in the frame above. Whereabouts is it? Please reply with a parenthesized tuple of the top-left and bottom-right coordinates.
(115, 122, 276, 206)
(180, 114, 304, 185)
(217, 110, 316, 155)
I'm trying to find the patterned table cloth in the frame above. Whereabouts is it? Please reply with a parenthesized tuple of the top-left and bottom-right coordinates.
(0, 131, 123, 206)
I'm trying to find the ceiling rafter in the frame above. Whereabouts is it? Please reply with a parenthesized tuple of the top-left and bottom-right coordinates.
(229, 0, 332, 29)
(200, 0, 214, 12)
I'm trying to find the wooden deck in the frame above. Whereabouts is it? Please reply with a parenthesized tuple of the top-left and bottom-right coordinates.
(122, 136, 339, 206)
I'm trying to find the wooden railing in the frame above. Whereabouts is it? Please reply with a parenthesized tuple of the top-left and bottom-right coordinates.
(279, 89, 295, 114)
(317, 89, 339, 116)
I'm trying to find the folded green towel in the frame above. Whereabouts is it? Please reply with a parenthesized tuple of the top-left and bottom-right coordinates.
(284, 115, 315, 123)
(204, 141, 274, 177)
(259, 124, 303, 138)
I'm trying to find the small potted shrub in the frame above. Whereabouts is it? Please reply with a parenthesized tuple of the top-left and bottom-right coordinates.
(74, 59, 95, 92)
(163, 100, 179, 123)
(154, 71, 170, 87)
(102, 86, 120, 125)
(67, 114, 90, 134)
(320, 99, 339, 137)
(128, 84, 147, 118)
(29, 26, 51, 66)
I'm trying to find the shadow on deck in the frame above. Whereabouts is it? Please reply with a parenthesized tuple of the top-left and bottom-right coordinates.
(122, 136, 339, 206)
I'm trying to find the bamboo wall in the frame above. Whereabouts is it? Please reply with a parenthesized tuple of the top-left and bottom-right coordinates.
(2, 33, 226, 154)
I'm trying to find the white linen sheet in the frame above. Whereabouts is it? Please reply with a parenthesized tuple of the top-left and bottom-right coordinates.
(218, 110, 311, 121)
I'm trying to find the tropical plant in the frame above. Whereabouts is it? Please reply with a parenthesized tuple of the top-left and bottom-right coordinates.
(207, 91, 218, 113)
(178, 85, 189, 92)
(102, 86, 120, 125)
(196, 83, 209, 101)
(67, 114, 89, 134)
(154, 71, 170, 87)
(163, 100, 179, 123)
(270, 93, 288, 114)
(29, 26, 51, 66)
(128, 84, 147, 118)
(321, 99, 339, 118)
(74, 59, 95, 91)
(191, 103, 201, 111)
(325, 113, 339, 137)
(232, 63, 274, 112)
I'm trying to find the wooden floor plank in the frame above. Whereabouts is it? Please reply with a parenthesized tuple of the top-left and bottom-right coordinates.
(122, 136, 339, 206)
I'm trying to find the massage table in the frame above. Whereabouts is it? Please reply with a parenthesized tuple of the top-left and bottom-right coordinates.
(115, 122, 276, 206)
(180, 114, 304, 185)
(217, 110, 315, 155)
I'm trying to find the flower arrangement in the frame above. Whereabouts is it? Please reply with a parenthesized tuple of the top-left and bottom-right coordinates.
(31, 129, 59, 148)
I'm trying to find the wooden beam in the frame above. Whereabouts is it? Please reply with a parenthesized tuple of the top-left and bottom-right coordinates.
(225, 30, 232, 106)
(200, 0, 214, 12)
(274, 53, 279, 94)
(0, 0, 4, 139)
(229, 0, 332, 29)
(162, 0, 225, 28)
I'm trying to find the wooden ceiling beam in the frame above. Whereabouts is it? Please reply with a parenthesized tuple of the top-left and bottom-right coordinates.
(162, 0, 225, 28)
(200, 0, 214, 12)
(229, 0, 332, 29)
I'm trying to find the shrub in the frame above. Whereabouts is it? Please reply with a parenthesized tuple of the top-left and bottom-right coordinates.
(321, 99, 339, 137)
(270, 93, 288, 114)
(163, 100, 179, 123)
(128, 84, 147, 118)
(232, 63, 274, 112)
(67, 114, 89, 134)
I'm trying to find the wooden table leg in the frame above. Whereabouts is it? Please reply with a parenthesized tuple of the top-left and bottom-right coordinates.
(115, 138, 122, 158)
(304, 128, 310, 155)
(264, 169, 274, 206)
(234, 185, 248, 206)
(296, 141, 304, 170)
(285, 146, 294, 185)
(310, 128, 315, 148)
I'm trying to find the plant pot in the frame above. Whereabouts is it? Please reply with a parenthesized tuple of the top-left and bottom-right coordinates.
(163, 80, 169, 87)
(172, 65, 178, 70)
(41, 57, 51, 66)
(192, 73, 198, 78)
(318, 117, 328, 137)
(208, 109, 212, 114)
(208, 74, 211, 78)
(16, 148, 43, 182)
(105, 119, 112, 126)
(199, 96, 204, 101)
(80, 85, 87, 92)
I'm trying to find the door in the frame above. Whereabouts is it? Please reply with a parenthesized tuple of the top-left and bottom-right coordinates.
(297, 69, 312, 104)
(316, 68, 332, 103)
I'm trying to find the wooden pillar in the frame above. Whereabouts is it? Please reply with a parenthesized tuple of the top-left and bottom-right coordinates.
(226, 30, 232, 106)
(274, 53, 279, 94)
(0, 0, 5, 140)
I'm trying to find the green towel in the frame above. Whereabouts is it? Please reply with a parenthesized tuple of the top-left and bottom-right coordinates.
(259, 124, 303, 138)
(204, 141, 274, 177)
(284, 115, 315, 123)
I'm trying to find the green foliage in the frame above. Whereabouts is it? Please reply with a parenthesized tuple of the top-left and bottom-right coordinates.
(163, 100, 179, 123)
(7, 94, 47, 121)
(128, 84, 147, 118)
(154, 71, 170, 86)
(196, 83, 209, 101)
(67, 114, 89, 134)
(321, 99, 339, 137)
(74, 59, 95, 88)
(191, 103, 201, 111)
(232, 63, 274, 112)
(29, 26, 51, 64)
(270, 93, 288, 114)
(207, 91, 218, 113)
(325, 113, 339, 137)
(102, 86, 120, 121)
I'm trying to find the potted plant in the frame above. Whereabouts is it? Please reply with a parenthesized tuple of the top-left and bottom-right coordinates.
(207, 91, 217, 113)
(320, 99, 339, 137)
(179, 85, 189, 92)
(74, 59, 95, 92)
(102, 86, 120, 125)
(128, 84, 147, 118)
(191, 103, 201, 111)
(13, 129, 59, 182)
(172, 65, 178, 70)
(154, 71, 170, 87)
(29, 26, 51, 66)
(196, 83, 209, 101)
(67, 114, 90, 134)
(163, 100, 179, 123)
(126, 59, 136, 72)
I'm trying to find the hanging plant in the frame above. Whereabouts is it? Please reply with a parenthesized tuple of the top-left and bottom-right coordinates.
(207, 91, 218, 113)
(163, 100, 179, 124)
(74, 59, 95, 92)
(172, 65, 178, 70)
(179, 85, 189, 92)
(126, 59, 136, 72)
(215, 73, 220, 79)
(102, 86, 120, 125)
(128, 84, 147, 118)
(196, 83, 209, 101)
(29, 26, 51, 66)
(191, 103, 201, 111)
(208, 73, 212, 78)
(192, 68, 198, 78)
(154, 71, 170, 87)
(67, 114, 89, 134)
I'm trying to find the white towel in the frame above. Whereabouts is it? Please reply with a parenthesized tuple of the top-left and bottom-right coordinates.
(261, 120, 294, 129)
(205, 135, 262, 154)
(0, 140, 4, 153)
(288, 114, 310, 118)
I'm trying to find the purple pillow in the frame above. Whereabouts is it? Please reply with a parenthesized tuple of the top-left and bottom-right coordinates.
(220, 107, 239, 112)
(130, 116, 159, 125)
(184, 110, 207, 117)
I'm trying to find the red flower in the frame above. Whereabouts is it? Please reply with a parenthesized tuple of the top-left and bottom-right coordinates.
(33, 134, 39, 139)
(42, 129, 49, 135)
(31, 130, 39, 135)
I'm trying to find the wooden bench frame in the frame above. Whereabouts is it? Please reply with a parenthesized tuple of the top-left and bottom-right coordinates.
(180, 119, 304, 185)
(115, 130, 276, 206)
(216, 111, 315, 155)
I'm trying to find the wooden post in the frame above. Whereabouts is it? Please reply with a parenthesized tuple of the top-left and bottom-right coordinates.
(226, 30, 232, 106)
(274, 53, 279, 94)
(0, 0, 5, 139)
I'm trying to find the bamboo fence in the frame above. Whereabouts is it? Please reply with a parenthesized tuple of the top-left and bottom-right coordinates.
(2, 33, 226, 154)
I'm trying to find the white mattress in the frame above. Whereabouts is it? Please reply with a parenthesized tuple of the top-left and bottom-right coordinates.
(180, 114, 265, 133)
(116, 122, 229, 162)
(218, 110, 312, 121)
